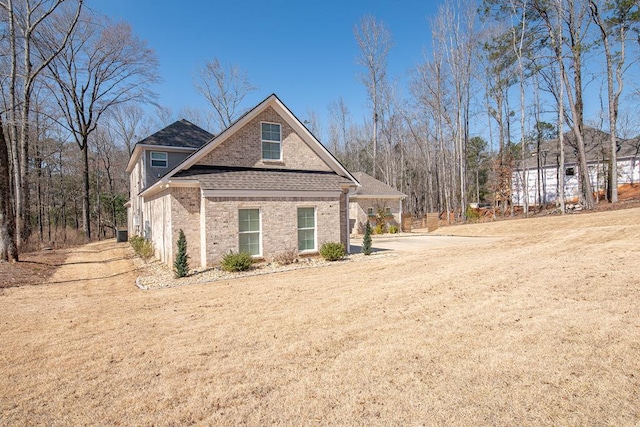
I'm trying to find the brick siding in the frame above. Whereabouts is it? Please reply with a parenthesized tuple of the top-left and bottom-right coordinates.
(196, 107, 331, 171)
(170, 188, 201, 266)
(201, 196, 342, 265)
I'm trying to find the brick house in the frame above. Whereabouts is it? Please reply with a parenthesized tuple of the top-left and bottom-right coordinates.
(126, 94, 360, 267)
(348, 172, 406, 233)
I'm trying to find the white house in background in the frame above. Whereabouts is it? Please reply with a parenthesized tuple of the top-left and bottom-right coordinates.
(512, 127, 640, 206)
(349, 171, 406, 234)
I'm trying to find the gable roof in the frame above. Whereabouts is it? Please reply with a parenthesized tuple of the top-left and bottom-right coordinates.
(140, 94, 359, 197)
(136, 119, 213, 149)
(351, 172, 406, 199)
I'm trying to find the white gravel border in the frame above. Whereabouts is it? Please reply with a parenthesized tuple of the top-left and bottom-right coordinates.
(133, 250, 397, 290)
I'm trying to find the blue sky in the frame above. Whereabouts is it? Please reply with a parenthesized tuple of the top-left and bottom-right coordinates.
(88, 0, 441, 133)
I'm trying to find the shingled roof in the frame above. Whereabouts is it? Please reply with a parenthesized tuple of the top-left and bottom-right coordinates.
(136, 119, 213, 149)
(173, 166, 353, 192)
(351, 172, 405, 198)
(522, 126, 640, 169)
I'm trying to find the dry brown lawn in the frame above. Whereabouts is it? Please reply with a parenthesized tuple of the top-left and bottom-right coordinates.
(1, 208, 639, 426)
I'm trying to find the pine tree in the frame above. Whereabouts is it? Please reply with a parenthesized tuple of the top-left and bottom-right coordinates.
(362, 220, 372, 255)
(174, 229, 190, 278)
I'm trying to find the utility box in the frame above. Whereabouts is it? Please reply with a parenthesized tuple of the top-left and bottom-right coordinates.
(116, 229, 128, 243)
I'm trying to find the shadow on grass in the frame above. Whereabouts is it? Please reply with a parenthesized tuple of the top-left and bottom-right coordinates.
(350, 244, 391, 254)
(18, 256, 134, 268)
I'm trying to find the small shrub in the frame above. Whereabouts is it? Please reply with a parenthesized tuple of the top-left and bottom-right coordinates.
(273, 248, 298, 265)
(319, 242, 345, 261)
(466, 206, 482, 222)
(221, 251, 254, 272)
(373, 222, 386, 235)
(129, 235, 154, 260)
(388, 224, 399, 234)
(173, 229, 190, 278)
(362, 220, 372, 255)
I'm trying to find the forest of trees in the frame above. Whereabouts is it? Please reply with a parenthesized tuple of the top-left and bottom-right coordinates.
(1, 0, 639, 261)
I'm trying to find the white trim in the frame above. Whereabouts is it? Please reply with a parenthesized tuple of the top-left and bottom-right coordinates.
(167, 180, 200, 187)
(350, 194, 406, 200)
(150, 151, 168, 168)
(297, 206, 317, 253)
(238, 208, 262, 257)
(202, 189, 341, 198)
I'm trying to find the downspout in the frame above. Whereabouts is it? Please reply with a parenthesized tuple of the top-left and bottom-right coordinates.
(345, 191, 351, 254)
(200, 189, 207, 268)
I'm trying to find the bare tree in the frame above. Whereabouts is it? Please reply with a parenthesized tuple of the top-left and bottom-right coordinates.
(43, 11, 159, 240)
(354, 15, 393, 180)
(511, 0, 531, 215)
(304, 109, 323, 141)
(589, 0, 639, 203)
(107, 103, 148, 155)
(0, 114, 18, 261)
(194, 57, 256, 133)
(516, 0, 594, 209)
(0, 0, 82, 246)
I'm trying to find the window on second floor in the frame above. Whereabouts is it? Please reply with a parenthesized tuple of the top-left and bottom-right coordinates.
(261, 122, 281, 160)
(150, 151, 168, 168)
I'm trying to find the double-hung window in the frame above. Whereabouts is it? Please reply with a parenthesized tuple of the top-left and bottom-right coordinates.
(150, 151, 168, 168)
(261, 122, 281, 160)
(239, 209, 261, 256)
(297, 207, 316, 252)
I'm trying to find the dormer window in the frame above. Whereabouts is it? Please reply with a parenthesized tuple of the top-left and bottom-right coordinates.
(150, 151, 168, 168)
(261, 122, 281, 160)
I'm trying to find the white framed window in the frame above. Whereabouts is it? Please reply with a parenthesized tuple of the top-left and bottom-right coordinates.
(297, 207, 316, 252)
(150, 151, 168, 168)
(261, 122, 281, 160)
(239, 209, 261, 256)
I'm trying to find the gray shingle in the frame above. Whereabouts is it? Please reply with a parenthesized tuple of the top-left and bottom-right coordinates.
(352, 172, 405, 198)
(173, 166, 353, 192)
(135, 119, 213, 149)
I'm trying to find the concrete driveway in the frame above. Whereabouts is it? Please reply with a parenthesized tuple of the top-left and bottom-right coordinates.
(349, 233, 500, 254)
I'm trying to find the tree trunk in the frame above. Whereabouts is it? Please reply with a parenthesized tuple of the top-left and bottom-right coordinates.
(82, 141, 91, 240)
(0, 116, 19, 262)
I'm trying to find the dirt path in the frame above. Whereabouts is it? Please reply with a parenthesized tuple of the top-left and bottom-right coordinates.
(1, 210, 639, 425)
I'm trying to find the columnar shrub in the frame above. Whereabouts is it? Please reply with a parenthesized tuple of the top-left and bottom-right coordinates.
(362, 220, 372, 255)
(174, 229, 190, 278)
